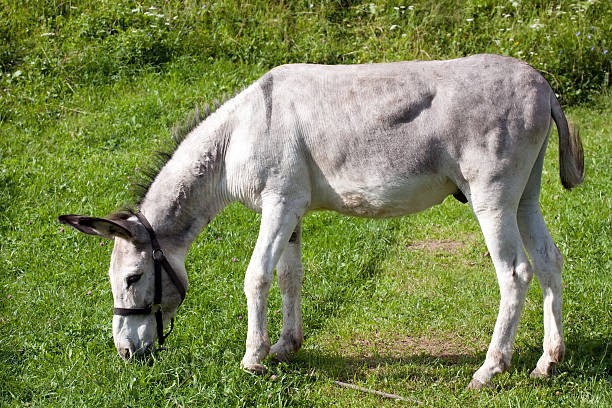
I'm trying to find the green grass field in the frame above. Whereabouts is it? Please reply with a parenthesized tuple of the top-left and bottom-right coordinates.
(1, 1, 610, 406)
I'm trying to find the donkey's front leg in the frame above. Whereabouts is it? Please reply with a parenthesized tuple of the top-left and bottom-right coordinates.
(269, 222, 304, 362)
(240, 196, 307, 373)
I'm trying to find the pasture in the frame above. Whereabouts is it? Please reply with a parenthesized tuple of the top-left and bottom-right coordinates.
(1, 1, 610, 406)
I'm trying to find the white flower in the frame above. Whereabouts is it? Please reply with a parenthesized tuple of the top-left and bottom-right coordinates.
(530, 19, 543, 30)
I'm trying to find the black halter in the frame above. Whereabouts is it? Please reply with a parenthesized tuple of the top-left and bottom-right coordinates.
(113, 211, 187, 347)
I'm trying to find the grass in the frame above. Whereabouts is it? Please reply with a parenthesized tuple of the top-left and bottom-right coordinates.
(1, 1, 611, 407)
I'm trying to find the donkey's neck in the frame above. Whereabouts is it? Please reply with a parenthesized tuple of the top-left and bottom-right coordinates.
(139, 111, 231, 250)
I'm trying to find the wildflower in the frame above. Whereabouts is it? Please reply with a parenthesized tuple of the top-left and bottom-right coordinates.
(604, 50, 609, 55)
(559, 50, 563, 54)
(390, 25, 399, 30)
(587, 34, 592, 39)
(87, 290, 92, 295)
(100, 242, 105, 246)
(232, 257, 237, 262)
(591, 46, 595, 51)
(530, 21, 543, 30)
(270, 374, 277, 381)
(238, 315, 243, 320)
(27, 221, 32, 225)
(60, 227, 65, 233)
(466, 18, 474, 22)
(576, 31, 580, 36)
(321, 39, 326, 44)
(217, 237, 222, 241)
(7, 295, 11, 299)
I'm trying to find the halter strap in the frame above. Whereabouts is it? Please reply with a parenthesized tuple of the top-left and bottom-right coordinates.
(133, 211, 187, 299)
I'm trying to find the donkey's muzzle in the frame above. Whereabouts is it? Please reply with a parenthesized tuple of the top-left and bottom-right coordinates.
(117, 342, 155, 361)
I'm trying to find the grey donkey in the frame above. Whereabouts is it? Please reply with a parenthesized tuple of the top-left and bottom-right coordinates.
(59, 54, 584, 389)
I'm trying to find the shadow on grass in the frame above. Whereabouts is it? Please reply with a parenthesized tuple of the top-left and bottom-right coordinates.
(292, 348, 484, 384)
(515, 334, 612, 381)
(286, 332, 612, 387)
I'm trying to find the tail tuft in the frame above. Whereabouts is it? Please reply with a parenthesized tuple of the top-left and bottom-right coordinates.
(551, 93, 585, 189)
(559, 124, 585, 189)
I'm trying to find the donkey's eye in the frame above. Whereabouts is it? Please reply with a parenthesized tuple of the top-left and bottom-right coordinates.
(126, 274, 142, 287)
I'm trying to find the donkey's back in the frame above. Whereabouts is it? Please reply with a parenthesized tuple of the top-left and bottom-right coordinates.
(227, 54, 572, 218)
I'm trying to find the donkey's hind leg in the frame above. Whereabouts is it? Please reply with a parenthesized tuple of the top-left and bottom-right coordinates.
(517, 141, 565, 378)
(269, 222, 304, 362)
(241, 194, 309, 374)
(468, 194, 534, 389)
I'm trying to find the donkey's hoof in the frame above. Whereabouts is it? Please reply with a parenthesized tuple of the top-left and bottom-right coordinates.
(467, 378, 491, 390)
(240, 361, 267, 375)
(530, 363, 557, 379)
(269, 351, 289, 363)
(269, 341, 297, 363)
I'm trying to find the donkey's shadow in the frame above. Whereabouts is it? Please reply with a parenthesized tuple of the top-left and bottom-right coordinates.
(284, 332, 611, 386)
(290, 348, 484, 384)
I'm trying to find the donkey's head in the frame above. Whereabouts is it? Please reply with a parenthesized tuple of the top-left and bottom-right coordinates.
(58, 213, 187, 360)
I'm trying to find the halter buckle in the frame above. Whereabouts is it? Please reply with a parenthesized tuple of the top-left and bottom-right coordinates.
(152, 249, 164, 261)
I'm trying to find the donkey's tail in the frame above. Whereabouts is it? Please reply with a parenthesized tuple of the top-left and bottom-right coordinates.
(550, 93, 584, 189)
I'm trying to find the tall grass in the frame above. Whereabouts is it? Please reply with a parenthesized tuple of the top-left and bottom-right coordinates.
(0, 0, 610, 124)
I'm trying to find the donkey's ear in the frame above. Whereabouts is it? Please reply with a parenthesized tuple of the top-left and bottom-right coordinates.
(58, 214, 135, 240)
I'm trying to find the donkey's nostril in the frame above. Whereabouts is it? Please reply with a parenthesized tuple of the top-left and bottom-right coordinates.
(119, 347, 132, 360)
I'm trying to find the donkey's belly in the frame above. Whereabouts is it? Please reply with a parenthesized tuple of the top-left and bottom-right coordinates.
(310, 173, 457, 218)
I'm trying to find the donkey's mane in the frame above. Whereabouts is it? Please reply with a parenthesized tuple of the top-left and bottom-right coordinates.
(130, 101, 223, 206)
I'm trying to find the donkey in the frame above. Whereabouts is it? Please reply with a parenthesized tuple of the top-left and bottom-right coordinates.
(59, 54, 584, 389)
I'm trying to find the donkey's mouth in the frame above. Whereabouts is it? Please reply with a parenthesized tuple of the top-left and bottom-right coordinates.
(118, 342, 156, 361)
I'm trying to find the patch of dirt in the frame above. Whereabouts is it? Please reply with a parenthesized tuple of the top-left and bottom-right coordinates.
(344, 330, 479, 362)
(406, 238, 467, 253)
